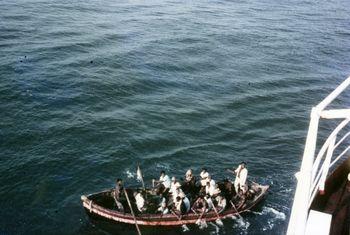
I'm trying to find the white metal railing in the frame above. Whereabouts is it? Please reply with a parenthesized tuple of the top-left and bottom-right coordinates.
(287, 76, 350, 235)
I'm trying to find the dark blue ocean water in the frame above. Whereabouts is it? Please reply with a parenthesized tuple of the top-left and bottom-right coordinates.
(1, 0, 350, 234)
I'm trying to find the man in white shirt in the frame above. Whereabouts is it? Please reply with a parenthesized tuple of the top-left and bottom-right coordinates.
(157, 197, 169, 214)
(200, 168, 210, 186)
(169, 177, 177, 194)
(134, 191, 146, 212)
(205, 176, 218, 196)
(215, 195, 227, 213)
(154, 170, 171, 195)
(185, 169, 194, 182)
(233, 162, 248, 194)
(159, 171, 171, 189)
(171, 182, 182, 201)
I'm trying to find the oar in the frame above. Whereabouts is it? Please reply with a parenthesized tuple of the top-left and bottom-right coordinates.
(171, 210, 189, 231)
(211, 203, 224, 226)
(123, 188, 142, 235)
(195, 208, 207, 228)
(230, 200, 243, 220)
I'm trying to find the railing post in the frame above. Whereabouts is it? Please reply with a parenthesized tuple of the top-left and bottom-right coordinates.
(287, 108, 320, 235)
(319, 136, 336, 194)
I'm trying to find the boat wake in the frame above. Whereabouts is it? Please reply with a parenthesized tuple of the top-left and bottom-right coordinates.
(252, 206, 286, 231)
(264, 207, 286, 220)
(252, 206, 286, 220)
(208, 222, 220, 234)
(232, 216, 250, 231)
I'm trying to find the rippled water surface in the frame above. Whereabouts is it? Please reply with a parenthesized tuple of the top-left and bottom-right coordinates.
(1, 0, 350, 234)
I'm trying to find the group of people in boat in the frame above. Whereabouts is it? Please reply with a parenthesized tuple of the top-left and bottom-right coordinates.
(113, 162, 254, 216)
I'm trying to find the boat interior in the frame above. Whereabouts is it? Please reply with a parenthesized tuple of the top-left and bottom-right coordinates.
(87, 182, 266, 217)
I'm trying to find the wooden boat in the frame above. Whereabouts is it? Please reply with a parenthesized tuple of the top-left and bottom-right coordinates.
(81, 182, 269, 226)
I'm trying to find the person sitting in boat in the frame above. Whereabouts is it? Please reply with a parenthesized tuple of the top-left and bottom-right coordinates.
(205, 176, 218, 196)
(185, 169, 194, 183)
(215, 195, 227, 213)
(182, 169, 198, 198)
(204, 194, 214, 212)
(191, 195, 207, 213)
(134, 191, 147, 213)
(174, 196, 189, 215)
(179, 192, 190, 213)
(113, 178, 124, 212)
(232, 162, 248, 195)
(155, 171, 171, 195)
(169, 177, 178, 194)
(170, 181, 183, 202)
(157, 196, 169, 214)
(114, 178, 123, 200)
(200, 168, 210, 187)
(211, 184, 222, 197)
(174, 196, 184, 214)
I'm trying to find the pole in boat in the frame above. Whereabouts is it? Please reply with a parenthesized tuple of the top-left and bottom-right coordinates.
(123, 188, 142, 235)
(136, 165, 145, 191)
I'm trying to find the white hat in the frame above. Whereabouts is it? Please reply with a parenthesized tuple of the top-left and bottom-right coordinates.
(171, 176, 176, 181)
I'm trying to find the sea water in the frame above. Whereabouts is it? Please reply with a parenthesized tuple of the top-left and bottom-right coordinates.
(1, 0, 350, 234)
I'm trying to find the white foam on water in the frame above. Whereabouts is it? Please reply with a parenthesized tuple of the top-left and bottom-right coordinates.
(155, 162, 170, 170)
(262, 220, 274, 231)
(196, 220, 208, 230)
(125, 169, 135, 179)
(264, 207, 286, 221)
(254, 206, 286, 232)
(181, 224, 189, 232)
(233, 217, 250, 230)
(250, 211, 263, 216)
(250, 206, 286, 221)
(209, 222, 220, 234)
